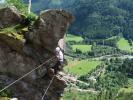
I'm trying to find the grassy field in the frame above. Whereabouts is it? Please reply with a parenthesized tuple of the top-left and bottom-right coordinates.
(117, 78, 133, 100)
(117, 38, 133, 52)
(72, 45, 92, 53)
(117, 87, 133, 100)
(128, 78, 133, 87)
(119, 87, 133, 93)
(64, 59, 101, 76)
(66, 34, 83, 42)
(63, 89, 96, 100)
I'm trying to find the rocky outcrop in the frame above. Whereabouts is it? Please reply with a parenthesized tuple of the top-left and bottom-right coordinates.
(0, 6, 74, 100)
(27, 9, 74, 51)
(0, 6, 22, 28)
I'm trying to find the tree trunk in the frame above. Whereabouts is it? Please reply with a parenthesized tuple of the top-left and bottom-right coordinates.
(28, 0, 31, 14)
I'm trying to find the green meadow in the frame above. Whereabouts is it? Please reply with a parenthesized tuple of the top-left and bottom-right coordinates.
(117, 38, 133, 52)
(72, 45, 92, 53)
(64, 60, 101, 76)
(117, 89, 133, 100)
(117, 78, 133, 100)
(66, 34, 83, 42)
(63, 89, 96, 100)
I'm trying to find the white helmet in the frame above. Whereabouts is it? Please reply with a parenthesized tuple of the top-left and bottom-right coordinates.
(55, 47, 60, 52)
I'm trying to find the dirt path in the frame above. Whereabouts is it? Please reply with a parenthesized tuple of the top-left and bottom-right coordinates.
(58, 72, 98, 93)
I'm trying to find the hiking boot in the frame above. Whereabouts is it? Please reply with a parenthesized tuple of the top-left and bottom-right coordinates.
(47, 68, 55, 78)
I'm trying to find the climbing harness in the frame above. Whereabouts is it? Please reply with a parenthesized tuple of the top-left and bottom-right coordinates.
(0, 56, 55, 93)
(41, 75, 55, 100)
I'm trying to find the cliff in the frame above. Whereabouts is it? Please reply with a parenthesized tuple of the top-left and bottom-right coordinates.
(0, 6, 74, 100)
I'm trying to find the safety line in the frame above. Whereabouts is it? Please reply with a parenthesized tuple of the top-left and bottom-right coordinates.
(0, 56, 55, 93)
(41, 75, 55, 100)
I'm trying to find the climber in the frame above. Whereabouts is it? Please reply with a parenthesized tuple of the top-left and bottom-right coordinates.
(54, 46, 64, 73)
(47, 46, 64, 78)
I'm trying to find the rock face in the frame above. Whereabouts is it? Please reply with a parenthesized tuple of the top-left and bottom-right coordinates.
(0, 6, 22, 28)
(0, 6, 74, 100)
(27, 9, 74, 51)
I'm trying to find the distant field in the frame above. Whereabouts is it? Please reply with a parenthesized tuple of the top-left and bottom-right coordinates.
(64, 59, 101, 76)
(117, 78, 133, 100)
(117, 38, 133, 52)
(117, 87, 133, 100)
(66, 34, 83, 42)
(119, 87, 133, 94)
(63, 89, 95, 100)
(128, 78, 133, 87)
(72, 45, 92, 53)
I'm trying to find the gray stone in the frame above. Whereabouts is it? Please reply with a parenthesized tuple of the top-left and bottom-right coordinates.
(0, 6, 22, 29)
(27, 9, 74, 51)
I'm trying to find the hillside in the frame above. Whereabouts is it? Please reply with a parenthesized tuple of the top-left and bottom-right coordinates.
(29, 0, 133, 41)
(62, 33, 133, 100)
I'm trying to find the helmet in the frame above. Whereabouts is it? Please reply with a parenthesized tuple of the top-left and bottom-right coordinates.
(55, 47, 60, 52)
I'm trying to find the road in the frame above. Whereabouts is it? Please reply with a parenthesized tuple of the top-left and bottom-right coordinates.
(94, 54, 133, 60)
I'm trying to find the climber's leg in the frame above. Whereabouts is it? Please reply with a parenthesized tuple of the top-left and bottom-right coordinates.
(47, 68, 55, 78)
(57, 61, 63, 71)
(53, 61, 61, 74)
